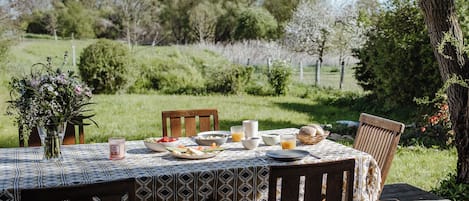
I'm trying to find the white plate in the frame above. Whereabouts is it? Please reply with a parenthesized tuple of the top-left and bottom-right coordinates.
(197, 131, 231, 136)
(266, 150, 309, 161)
(170, 152, 219, 159)
(167, 146, 224, 160)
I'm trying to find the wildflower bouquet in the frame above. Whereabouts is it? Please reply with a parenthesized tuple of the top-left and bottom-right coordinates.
(7, 58, 94, 142)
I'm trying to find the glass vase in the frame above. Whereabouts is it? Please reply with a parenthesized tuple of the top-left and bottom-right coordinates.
(37, 122, 67, 161)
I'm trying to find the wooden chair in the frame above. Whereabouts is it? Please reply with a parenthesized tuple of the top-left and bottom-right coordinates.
(268, 159, 355, 201)
(21, 178, 136, 201)
(19, 119, 85, 147)
(162, 109, 219, 137)
(353, 113, 405, 188)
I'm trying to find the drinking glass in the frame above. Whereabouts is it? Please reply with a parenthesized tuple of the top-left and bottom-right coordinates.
(243, 120, 258, 138)
(230, 126, 244, 142)
(280, 134, 296, 150)
(109, 137, 126, 160)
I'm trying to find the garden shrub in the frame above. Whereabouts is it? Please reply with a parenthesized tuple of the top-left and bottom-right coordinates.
(136, 59, 206, 95)
(267, 60, 292, 96)
(78, 39, 130, 94)
(431, 172, 469, 201)
(353, 0, 441, 109)
(206, 64, 254, 94)
(401, 90, 454, 148)
(128, 46, 230, 95)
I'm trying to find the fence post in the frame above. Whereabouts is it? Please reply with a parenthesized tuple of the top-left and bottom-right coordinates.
(315, 60, 321, 86)
(247, 58, 250, 66)
(339, 61, 345, 89)
(267, 57, 272, 71)
(299, 61, 303, 81)
(71, 33, 76, 67)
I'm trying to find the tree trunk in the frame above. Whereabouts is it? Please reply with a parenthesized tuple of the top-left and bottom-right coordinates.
(419, 0, 469, 184)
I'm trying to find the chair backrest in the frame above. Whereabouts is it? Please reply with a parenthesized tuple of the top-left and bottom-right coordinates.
(268, 159, 355, 201)
(353, 113, 405, 187)
(21, 178, 135, 201)
(19, 120, 85, 147)
(162, 109, 219, 137)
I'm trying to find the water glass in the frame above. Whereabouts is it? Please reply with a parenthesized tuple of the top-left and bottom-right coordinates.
(109, 137, 126, 160)
(280, 134, 296, 150)
(230, 126, 244, 142)
(243, 120, 258, 138)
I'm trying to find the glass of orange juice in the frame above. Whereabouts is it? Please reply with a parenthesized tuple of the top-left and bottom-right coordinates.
(231, 126, 244, 142)
(280, 134, 296, 150)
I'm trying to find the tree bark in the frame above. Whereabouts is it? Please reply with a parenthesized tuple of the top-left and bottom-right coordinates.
(419, 0, 469, 184)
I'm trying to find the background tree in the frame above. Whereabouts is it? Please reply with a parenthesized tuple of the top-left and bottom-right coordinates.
(234, 7, 278, 41)
(0, 1, 18, 61)
(55, 0, 97, 38)
(263, 0, 299, 39)
(419, 0, 469, 184)
(284, 0, 334, 64)
(215, 2, 243, 43)
(159, 0, 195, 44)
(352, 0, 441, 108)
(330, 3, 364, 66)
(116, 0, 155, 49)
(188, 1, 223, 43)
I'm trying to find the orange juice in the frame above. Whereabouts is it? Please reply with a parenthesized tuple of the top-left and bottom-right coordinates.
(281, 140, 296, 150)
(232, 132, 244, 142)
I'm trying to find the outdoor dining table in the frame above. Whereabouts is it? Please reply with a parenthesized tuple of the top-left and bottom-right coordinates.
(0, 128, 381, 201)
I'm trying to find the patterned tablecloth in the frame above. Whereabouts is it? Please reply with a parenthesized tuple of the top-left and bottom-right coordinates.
(0, 128, 381, 201)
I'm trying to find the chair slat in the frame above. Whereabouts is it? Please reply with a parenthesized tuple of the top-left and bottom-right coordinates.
(170, 117, 182, 137)
(281, 175, 300, 201)
(353, 113, 405, 189)
(326, 171, 344, 201)
(268, 159, 355, 201)
(199, 116, 211, 131)
(184, 117, 197, 136)
(304, 174, 323, 200)
(162, 109, 218, 137)
(21, 178, 136, 201)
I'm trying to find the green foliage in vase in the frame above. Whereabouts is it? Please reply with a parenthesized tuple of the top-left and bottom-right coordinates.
(78, 39, 130, 94)
(7, 57, 95, 141)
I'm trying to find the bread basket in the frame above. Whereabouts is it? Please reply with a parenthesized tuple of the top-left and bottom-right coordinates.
(297, 125, 330, 145)
(297, 131, 329, 145)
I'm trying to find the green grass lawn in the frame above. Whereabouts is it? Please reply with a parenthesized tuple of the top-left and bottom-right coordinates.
(0, 38, 458, 193)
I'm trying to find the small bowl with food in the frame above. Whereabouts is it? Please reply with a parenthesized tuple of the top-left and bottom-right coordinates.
(261, 133, 281, 146)
(144, 136, 179, 152)
(193, 131, 230, 146)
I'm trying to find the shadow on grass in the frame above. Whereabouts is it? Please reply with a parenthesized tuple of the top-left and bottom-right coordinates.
(274, 102, 360, 124)
(219, 119, 303, 131)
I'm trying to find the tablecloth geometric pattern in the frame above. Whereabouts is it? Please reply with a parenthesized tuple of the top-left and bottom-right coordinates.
(0, 128, 381, 201)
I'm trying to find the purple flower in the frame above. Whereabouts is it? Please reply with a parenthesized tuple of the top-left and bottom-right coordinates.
(74, 85, 83, 95)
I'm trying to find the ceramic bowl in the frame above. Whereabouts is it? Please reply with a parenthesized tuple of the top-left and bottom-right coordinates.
(194, 131, 230, 146)
(242, 137, 261, 150)
(261, 133, 281, 146)
(144, 137, 179, 152)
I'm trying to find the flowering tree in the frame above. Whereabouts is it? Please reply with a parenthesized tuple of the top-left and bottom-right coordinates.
(284, 0, 334, 63)
(188, 1, 223, 43)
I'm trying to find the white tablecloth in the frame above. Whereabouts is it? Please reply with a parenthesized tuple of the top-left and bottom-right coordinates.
(0, 128, 381, 201)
